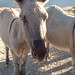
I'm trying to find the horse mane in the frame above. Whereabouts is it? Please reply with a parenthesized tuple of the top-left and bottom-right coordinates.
(0, 9, 14, 18)
(52, 5, 68, 15)
(9, 8, 19, 17)
(0, 8, 19, 20)
(54, 5, 68, 14)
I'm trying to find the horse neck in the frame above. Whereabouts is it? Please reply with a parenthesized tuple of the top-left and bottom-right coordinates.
(17, 19, 27, 44)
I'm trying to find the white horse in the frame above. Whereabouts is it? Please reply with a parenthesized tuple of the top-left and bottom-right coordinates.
(0, 0, 48, 75)
(46, 5, 75, 75)
(5, 8, 20, 65)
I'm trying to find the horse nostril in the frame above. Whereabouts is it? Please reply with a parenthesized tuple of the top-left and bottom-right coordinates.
(32, 51, 38, 58)
(32, 39, 46, 60)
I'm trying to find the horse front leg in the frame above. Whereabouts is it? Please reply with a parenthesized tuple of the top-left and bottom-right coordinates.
(6, 46, 9, 65)
(11, 50, 20, 75)
(20, 49, 30, 75)
(71, 54, 75, 75)
(45, 41, 50, 60)
(70, 47, 75, 75)
(20, 54, 28, 75)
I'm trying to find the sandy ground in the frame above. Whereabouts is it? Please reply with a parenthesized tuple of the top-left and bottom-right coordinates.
(0, 38, 72, 75)
(0, 7, 75, 75)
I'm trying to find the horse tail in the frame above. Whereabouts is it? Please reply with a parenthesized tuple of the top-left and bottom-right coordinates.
(72, 23, 75, 47)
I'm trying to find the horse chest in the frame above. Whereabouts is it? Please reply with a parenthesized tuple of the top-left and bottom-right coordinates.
(15, 45, 30, 58)
(11, 40, 30, 57)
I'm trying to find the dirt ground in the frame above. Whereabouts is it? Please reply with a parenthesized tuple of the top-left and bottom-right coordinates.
(0, 7, 75, 75)
(0, 38, 72, 75)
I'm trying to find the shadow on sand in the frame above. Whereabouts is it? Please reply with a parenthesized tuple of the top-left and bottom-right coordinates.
(0, 47, 72, 75)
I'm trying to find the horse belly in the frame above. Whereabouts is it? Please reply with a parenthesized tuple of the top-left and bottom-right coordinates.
(0, 26, 10, 44)
(46, 32, 70, 52)
(51, 43, 70, 52)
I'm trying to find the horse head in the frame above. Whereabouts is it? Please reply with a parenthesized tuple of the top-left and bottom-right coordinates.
(13, 0, 48, 61)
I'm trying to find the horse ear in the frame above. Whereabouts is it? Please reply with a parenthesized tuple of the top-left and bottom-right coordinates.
(13, 0, 24, 4)
(14, 0, 23, 2)
(13, 0, 24, 8)
(41, 0, 49, 4)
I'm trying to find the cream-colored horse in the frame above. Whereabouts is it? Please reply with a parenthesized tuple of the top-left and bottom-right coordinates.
(46, 5, 75, 75)
(0, 0, 48, 75)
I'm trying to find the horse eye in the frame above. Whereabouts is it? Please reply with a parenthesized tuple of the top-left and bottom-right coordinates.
(20, 14, 28, 24)
(22, 15, 28, 24)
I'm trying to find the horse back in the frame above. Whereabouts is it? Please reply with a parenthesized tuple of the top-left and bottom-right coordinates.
(0, 9, 16, 48)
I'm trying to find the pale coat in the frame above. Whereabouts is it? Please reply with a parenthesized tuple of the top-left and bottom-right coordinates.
(0, 0, 48, 75)
(46, 5, 75, 75)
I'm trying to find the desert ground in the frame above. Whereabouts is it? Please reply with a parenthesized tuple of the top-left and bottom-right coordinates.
(0, 7, 75, 75)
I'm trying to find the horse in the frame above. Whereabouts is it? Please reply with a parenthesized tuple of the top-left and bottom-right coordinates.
(5, 8, 20, 65)
(46, 5, 75, 75)
(0, 0, 48, 75)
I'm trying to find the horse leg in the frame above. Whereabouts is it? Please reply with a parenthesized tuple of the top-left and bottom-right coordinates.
(6, 46, 9, 65)
(11, 50, 20, 75)
(71, 54, 75, 75)
(46, 41, 50, 60)
(70, 47, 75, 75)
(20, 54, 28, 75)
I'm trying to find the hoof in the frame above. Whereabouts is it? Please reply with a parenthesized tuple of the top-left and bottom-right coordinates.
(45, 54, 50, 61)
(6, 59, 9, 65)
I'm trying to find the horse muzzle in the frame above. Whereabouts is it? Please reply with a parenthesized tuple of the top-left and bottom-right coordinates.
(32, 39, 47, 62)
